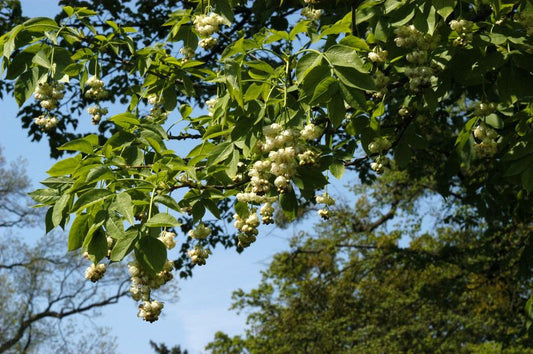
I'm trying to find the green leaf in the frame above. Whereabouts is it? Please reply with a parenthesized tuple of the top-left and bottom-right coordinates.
(114, 192, 135, 224)
(47, 154, 82, 176)
(72, 189, 114, 212)
(110, 229, 139, 262)
(296, 52, 323, 83)
(145, 212, 180, 227)
(299, 64, 331, 101)
(57, 137, 94, 154)
(14, 67, 40, 107)
(109, 113, 140, 128)
(23, 17, 59, 32)
(325, 45, 367, 72)
(338, 82, 366, 110)
(135, 236, 168, 273)
(87, 228, 108, 263)
(522, 167, 533, 192)
(52, 193, 70, 228)
(154, 195, 182, 212)
(334, 66, 376, 91)
(328, 93, 346, 129)
(279, 188, 298, 220)
(329, 160, 346, 179)
(434, 0, 455, 20)
(69, 214, 90, 251)
(28, 188, 61, 205)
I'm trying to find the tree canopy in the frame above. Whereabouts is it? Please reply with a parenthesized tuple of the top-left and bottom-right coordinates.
(0, 0, 532, 322)
(207, 174, 533, 353)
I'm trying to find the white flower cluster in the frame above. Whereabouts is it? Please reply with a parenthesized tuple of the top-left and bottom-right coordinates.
(128, 260, 174, 302)
(404, 66, 434, 91)
(106, 236, 114, 257)
(318, 209, 330, 220)
(180, 47, 195, 62)
(368, 137, 392, 154)
(187, 246, 211, 265)
(145, 94, 169, 121)
(473, 122, 498, 158)
(301, 123, 322, 140)
(85, 76, 108, 100)
(316, 192, 335, 220)
(473, 102, 495, 117)
(298, 149, 318, 165)
(148, 94, 162, 106)
(368, 47, 388, 63)
(33, 115, 58, 131)
(138, 300, 164, 323)
(158, 231, 177, 249)
(370, 155, 389, 174)
(395, 25, 438, 91)
(260, 202, 275, 225)
(87, 105, 108, 125)
(302, 7, 322, 20)
(34, 81, 65, 110)
(449, 19, 474, 46)
(373, 70, 390, 95)
(394, 25, 436, 50)
(194, 12, 225, 37)
(188, 224, 211, 240)
(199, 37, 217, 49)
(85, 263, 106, 282)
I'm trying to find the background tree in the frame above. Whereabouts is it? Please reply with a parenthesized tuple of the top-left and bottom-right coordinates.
(0, 0, 532, 323)
(207, 172, 533, 352)
(0, 148, 129, 353)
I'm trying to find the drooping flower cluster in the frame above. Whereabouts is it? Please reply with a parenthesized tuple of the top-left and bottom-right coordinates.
(234, 211, 260, 248)
(394, 25, 438, 91)
(301, 6, 322, 20)
(370, 155, 389, 174)
(33, 115, 58, 131)
(473, 102, 496, 117)
(180, 47, 195, 62)
(260, 202, 275, 225)
(187, 246, 211, 265)
(87, 105, 109, 125)
(85, 263, 107, 282)
(449, 19, 474, 46)
(128, 259, 174, 303)
(158, 231, 177, 249)
(199, 37, 217, 49)
(368, 47, 388, 63)
(316, 192, 335, 220)
(368, 137, 392, 154)
(138, 300, 164, 323)
(85, 75, 108, 100)
(193, 12, 225, 50)
(188, 224, 211, 240)
(473, 122, 498, 158)
(34, 81, 65, 110)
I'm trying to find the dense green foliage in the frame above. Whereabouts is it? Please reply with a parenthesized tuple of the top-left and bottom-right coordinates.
(207, 174, 533, 352)
(0, 0, 532, 322)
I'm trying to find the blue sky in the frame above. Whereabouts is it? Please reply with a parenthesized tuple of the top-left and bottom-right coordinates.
(2, 1, 357, 352)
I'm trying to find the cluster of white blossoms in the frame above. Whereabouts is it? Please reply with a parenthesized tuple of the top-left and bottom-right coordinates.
(145, 94, 169, 121)
(315, 192, 334, 220)
(87, 105, 108, 125)
(234, 211, 260, 248)
(34, 81, 65, 110)
(193, 12, 225, 50)
(473, 122, 499, 158)
(368, 136, 392, 154)
(138, 300, 164, 323)
(260, 202, 275, 225)
(85, 263, 107, 282)
(473, 102, 496, 117)
(158, 231, 177, 249)
(368, 47, 388, 63)
(370, 155, 389, 174)
(128, 259, 173, 305)
(449, 19, 474, 46)
(187, 246, 211, 265)
(301, 6, 322, 20)
(234, 122, 323, 247)
(33, 115, 58, 130)
(394, 25, 438, 91)
(179, 47, 195, 62)
(85, 75, 108, 100)
(188, 224, 211, 240)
